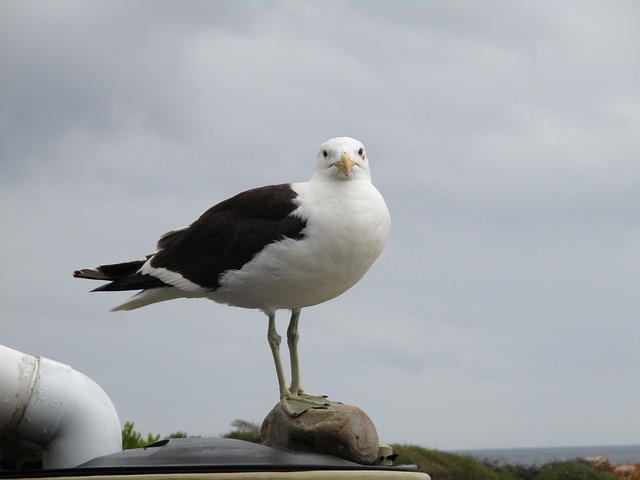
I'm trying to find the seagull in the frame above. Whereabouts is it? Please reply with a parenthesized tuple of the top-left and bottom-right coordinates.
(74, 137, 391, 416)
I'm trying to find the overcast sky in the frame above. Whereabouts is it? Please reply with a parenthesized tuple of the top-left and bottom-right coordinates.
(2, 1, 639, 451)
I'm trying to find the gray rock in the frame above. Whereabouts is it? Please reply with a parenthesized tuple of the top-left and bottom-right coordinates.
(260, 399, 380, 465)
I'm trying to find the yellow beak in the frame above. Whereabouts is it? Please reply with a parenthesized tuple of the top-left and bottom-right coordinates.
(335, 153, 354, 177)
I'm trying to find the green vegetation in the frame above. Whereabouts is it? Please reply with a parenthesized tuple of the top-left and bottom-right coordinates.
(392, 444, 516, 480)
(533, 461, 619, 480)
(121, 421, 161, 450)
(121, 422, 202, 450)
(222, 419, 261, 443)
(391, 444, 622, 480)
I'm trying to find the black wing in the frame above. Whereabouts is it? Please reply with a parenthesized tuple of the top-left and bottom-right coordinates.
(114, 184, 306, 290)
(147, 183, 306, 290)
(75, 184, 306, 292)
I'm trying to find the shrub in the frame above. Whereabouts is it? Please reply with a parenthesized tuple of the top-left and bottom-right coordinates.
(534, 461, 619, 480)
(392, 444, 518, 480)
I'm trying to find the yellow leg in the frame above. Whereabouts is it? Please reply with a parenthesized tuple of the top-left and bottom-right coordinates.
(287, 309, 303, 395)
(267, 313, 291, 402)
(267, 311, 329, 416)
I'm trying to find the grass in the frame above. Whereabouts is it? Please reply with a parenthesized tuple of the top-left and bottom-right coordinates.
(391, 444, 621, 480)
(392, 444, 518, 480)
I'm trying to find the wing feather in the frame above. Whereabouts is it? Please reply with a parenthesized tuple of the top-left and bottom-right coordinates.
(73, 183, 307, 293)
(150, 183, 306, 289)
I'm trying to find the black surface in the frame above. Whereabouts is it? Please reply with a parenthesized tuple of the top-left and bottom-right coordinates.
(82, 437, 361, 467)
(0, 438, 417, 478)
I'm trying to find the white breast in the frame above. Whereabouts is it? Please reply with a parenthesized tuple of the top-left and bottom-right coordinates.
(213, 177, 390, 313)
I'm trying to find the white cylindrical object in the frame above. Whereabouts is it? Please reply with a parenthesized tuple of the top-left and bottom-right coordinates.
(0, 345, 122, 468)
(0, 346, 39, 433)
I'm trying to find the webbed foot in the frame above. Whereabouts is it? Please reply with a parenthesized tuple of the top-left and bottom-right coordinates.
(280, 392, 330, 416)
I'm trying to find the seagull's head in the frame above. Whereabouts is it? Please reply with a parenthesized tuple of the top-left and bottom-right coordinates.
(313, 137, 372, 181)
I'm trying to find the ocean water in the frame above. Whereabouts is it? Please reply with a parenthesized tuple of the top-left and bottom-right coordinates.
(452, 444, 640, 466)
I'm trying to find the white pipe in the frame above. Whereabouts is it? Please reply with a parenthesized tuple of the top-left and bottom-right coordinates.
(0, 345, 122, 468)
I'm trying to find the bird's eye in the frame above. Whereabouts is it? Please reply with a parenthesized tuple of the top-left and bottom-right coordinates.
(323, 150, 328, 158)
(358, 148, 364, 157)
